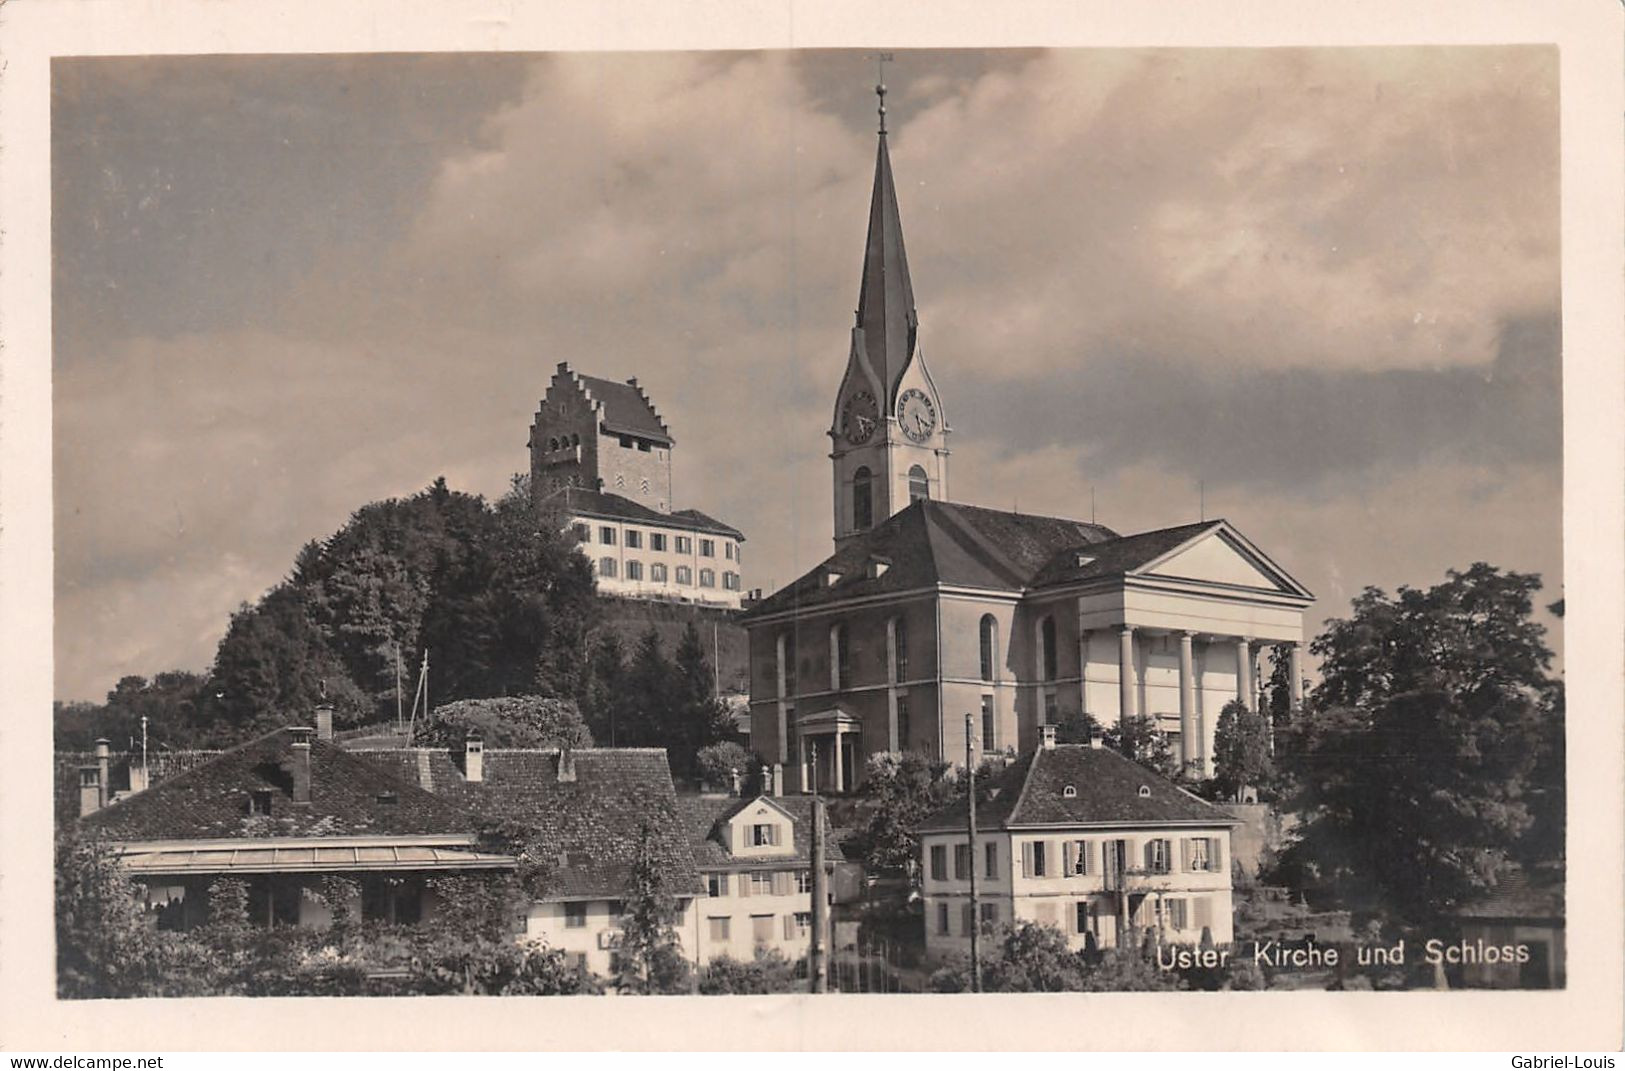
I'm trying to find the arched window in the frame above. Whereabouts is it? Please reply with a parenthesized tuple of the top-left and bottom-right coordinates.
(832, 623, 850, 690)
(909, 465, 930, 503)
(892, 616, 909, 681)
(979, 615, 998, 682)
(548, 437, 559, 450)
(853, 467, 873, 530)
(1041, 616, 1058, 681)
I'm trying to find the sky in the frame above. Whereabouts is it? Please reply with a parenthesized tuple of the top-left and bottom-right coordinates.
(52, 46, 1562, 703)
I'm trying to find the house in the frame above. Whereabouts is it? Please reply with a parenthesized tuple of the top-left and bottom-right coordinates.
(916, 726, 1240, 962)
(676, 792, 834, 966)
(73, 727, 513, 930)
(353, 740, 704, 977)
(741, 86, 1313, 792)
(530, 363, 747, 608)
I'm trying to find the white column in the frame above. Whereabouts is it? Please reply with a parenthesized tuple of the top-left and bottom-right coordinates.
(1076, 603, 1091, 719)
(1118, 626, 1137, 722)
(1196, 642, 1212, 777)
(1235, 638, 1252, 710)
(833, 726, 845, 794)
(1289, 643, 1305, 712)
(1178, 632, 1197, 775)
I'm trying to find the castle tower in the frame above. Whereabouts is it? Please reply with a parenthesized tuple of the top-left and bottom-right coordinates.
(829, 81, 949, 548)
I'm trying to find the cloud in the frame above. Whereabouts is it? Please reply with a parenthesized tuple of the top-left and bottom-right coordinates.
(52, 47, 1562, 700)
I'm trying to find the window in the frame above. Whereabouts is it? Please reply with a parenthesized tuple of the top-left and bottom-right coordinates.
(707, 873, 728, 898)
(1040, 615, 1058, 680)
(909, 464, 930, 503)
(980, 902, 997, 928)
(751, 914, 774, 947)
(953, 843, 971, 880)
(723, 571, 739, 590)
(548, 437, 559, 450)
(961, 902, 975, 936)
(619, 436, 633, 449)
(749, 872, 776, 896)
(985, 842, 998, 879)
(638, 441, 651, 453)
(650, 532, 667, 552)
(893, 616, 909, 680)
(979, 615, 998, 681)
(981, 695, 995, 751)
(749, 823, 779, 847)
(930, 844, 948, 881)
(796, 870, 813, 894)
(832, 623, 850, 690)
(639, 478, 650, 494)
(571, 523, 589, 542)
(675, 535, 692, 554)
(707, 916, 731, 941)
(650, 563, 668, 583)
(1065, 839, 1091, 876)
(248, 790, 273, 816)
(699, 568, 716, 588)
(598, 557, 617, 578)
(700, 539, 715, 557)
(1029, 840, 1048, 877)
(625, 530, 642, 549)
(896, 695, 911, 749)
(1186, 837, 1217, 872)
(1163, 898, 1189, 932)
(614, 473, 625, 489)
(625, 560, 643, 581)
(564, 902, 587, 929)
(1076, 900, 1095, 935)
(792, 912, 811, 938)
(1043, 690, 1059, 724)
(781, 634, 797, 695)
(1145, 838, 1173, 874)
(725, 542, 734, 560)
(676, 566, 693, 586)
(599, 526, 616, 545)
(852, 467, 873, 530)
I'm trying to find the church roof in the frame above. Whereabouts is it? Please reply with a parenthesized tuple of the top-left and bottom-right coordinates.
(543, 486, 744, 541)
(576, 373, 673, 445)
(855, 132, 918, 401)
(919, 745, 1236, 833)
(1027, 519, 1220, 588)
(742, 499, 1118, 618)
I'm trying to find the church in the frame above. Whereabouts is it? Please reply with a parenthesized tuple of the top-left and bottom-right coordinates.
(741, 85, 1315, 794)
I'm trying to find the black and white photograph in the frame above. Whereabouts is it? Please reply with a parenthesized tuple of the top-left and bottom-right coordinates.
(2, 0, 1621, 1055)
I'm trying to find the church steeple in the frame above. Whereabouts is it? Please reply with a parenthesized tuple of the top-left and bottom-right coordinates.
(854, 81, 918, 402)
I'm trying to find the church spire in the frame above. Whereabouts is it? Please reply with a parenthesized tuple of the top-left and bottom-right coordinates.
(854, 77, 917, 400)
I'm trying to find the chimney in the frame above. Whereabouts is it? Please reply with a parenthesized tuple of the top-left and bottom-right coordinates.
(729, 767, 741, 796)
(78, 765, 102, 817)
(94, 738, 111, 807)
(289, 727, 314, 804)
(557, 745, 576, 783)
(315, 704, 335, 741)
(130, 716, 150, 793)
(465, 731, 484, 783)
(1088, 731, 1105, 749)
(1040, 724, 1058, 751)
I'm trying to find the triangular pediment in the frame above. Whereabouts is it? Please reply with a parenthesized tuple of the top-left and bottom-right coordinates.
(1139, 527, 1307, 596)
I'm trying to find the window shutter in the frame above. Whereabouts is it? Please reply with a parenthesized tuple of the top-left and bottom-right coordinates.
(1083, 840, 1096, 875)
(1181, 838, 1192, 871)
(1144, 841, 1154, 871)
(773, 872, 789, 896)
(739, 872, 751, 898)
(1211, 837, 1223, 872)
(783, 914, 796, 940)
(1194, 895, 1212, 931)
(1063, 840, 1077, 877)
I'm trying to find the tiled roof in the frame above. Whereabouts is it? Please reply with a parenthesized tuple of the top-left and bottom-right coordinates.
(675, 793, 832, 870)
(353, 748, 703, 900)
(545, 487, 743, 541)
(1028, 520, 1219, 589)
(919, 745, 1236, 833)
(744, 499, 1118, 617)
(55, 749, 222, 828)
(77, 729, 475, 841)
(578, 374, 672, 445)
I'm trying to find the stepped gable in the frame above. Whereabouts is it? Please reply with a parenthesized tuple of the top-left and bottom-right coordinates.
(577, 373, 672, 445)
(744, 499, 1117, 617)
(353, 747, 703, 900)
(76, 728, 472, 841)
(920, 744, 1236, 834)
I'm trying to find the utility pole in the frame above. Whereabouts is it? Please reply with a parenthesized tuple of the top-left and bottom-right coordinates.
(811, 795, 829, 993)
(965, 712, 982, 994)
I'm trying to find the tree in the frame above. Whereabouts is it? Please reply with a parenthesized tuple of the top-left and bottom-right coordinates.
(1106, 714, 1181, 780)
(928, 921, 1184, 993)
(1279, 563, 1561, 922)
(855, 751, 958, 877)
(667, 622, 738, 776)
(1211, 698, 1273, 801)
(413, 695, 593, 750)
(698, 950, 799, 994)
(616, 818, 691, 994)
(695, 741, 759, 793)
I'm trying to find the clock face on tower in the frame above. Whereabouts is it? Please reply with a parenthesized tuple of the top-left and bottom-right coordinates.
(841, 390, 879, 445)
(897, 388, 938, 443)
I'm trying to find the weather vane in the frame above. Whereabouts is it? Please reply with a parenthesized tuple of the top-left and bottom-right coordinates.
(875, 52, 894, 135)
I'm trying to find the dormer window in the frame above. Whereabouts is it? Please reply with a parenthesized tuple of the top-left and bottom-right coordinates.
(1062, 785, 1077, 798)
(375, 791, 398, 806)
(749, 823, 781, 847)
(1075, 552, 1096, 567)
(1138, 785, 1152, 798)
(248, 790, 273, 816)
(867, 558, 890, 579)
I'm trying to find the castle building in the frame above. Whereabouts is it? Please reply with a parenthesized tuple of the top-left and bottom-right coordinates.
(741, 86, 1314, 793)
(529, 363, 746, 609)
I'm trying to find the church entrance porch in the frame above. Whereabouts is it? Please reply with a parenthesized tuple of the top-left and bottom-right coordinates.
(796, 706, 863, 795)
